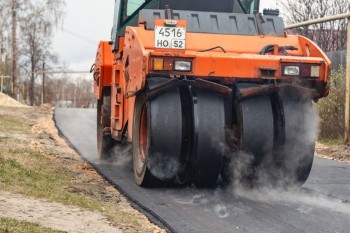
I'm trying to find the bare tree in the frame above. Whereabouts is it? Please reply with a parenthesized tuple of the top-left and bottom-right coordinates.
(281, 0, 349, 52)
(0, 0, 65, 105)
(0, 1, 11, 76)
(44, 75, 94, 108)
(19, 0, 65, 105)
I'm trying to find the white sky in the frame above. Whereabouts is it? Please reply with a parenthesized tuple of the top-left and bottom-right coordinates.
(52, 0, 279, 78)
(51, 0, 115, 78)
(260, 0, 278, 10)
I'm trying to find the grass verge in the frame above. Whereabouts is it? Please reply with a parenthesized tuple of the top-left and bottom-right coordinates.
(0, 218, 63, 233)
(319, 138, 345, 146)
(0, 106, 162, 233)
(0, 147, 101, 211)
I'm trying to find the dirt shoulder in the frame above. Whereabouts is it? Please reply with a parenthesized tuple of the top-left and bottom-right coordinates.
(0, 105, 164, 233)
(315, 142, 350, 163)
(0, 190, 121, 233)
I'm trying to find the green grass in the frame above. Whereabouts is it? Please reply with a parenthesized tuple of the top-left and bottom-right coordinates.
(319, 138, 345, 146)
(0, 218, 63, 233)
(0, 147, 101, 211)
(0, 110, 102, 211)
(0, 118, 29, 133)
(0, 107, 155, 232)
(0, 143, 149, 232)
(0, 143, 145, 230)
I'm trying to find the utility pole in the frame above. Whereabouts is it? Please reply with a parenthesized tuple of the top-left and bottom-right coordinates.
(41, 61, 45, 104)
(1, 74, 3, 93)
(11, 0, 18, 95)
(344, 17, 350, 142)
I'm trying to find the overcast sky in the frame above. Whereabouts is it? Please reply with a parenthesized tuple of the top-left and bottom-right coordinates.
(51, 0, 278, 78)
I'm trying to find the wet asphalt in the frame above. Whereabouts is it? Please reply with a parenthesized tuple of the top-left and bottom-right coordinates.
(55, 108, 350, 233)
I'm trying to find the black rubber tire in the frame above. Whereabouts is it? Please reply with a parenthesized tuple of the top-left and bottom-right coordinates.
(97, 90, 115, 160)
(175, 86, 193, 186)
(279, 94, 315, 185)
(221, 155, 234, 185)
(132, 90, 157, 186)
(191, 90, 225, 187)
(237, 95, 275, 186)
(132, 85, 183, 187)
(221, 91, 239, 185)
(240, 96, 274, 164)
(234, 90, 315, 187)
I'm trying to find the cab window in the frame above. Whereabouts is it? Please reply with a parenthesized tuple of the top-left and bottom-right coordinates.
(239, 0, 259, 14)
(127, 0, 146, 16)
(120, 0, 146, 27)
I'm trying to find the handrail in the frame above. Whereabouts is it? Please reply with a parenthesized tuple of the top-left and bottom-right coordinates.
(285, 12, 350, 29)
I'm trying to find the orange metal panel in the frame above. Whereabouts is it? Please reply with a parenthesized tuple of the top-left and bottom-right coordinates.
(108, 22, 331, 141)
(110, 37, 136, 141)
(126, 25, 330, 83)
(123, 27, 149, 97)
(93, 41, 113, 99)
(133, 27, 303, 54)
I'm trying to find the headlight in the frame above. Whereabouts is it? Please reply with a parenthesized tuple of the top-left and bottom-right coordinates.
(174, 60, 192, 71)
(282, 64, 321, 78)
(283, 66, 300, 76)
(151, 57, 192, 72)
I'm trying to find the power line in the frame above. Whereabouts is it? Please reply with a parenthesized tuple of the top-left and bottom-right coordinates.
(59, 27, 97, 45)
(37, 70, 90, 74)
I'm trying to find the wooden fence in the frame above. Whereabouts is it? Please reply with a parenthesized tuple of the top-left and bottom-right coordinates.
(326, 50, 346, 70)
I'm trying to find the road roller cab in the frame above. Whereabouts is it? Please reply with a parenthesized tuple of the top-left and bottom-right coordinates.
(93, 0, 331, 187)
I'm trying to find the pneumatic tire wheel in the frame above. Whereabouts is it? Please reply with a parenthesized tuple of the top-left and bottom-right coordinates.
(191, 90, 225, 187)
(132, 91, 158, 187)
(132, 83, 183, 187)
(97, 90, 115, 160)
(279, 95, 316, 186)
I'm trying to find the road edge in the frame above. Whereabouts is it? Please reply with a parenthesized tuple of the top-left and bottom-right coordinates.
(53, 108, 176, 233)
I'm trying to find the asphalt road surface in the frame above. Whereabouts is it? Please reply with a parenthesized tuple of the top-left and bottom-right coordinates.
(55, 108, 350, 233)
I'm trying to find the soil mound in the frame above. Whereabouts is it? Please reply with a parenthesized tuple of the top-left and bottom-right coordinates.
(0, 92, 29, 108)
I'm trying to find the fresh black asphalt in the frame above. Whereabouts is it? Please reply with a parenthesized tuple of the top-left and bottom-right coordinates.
(55, 108, 350, 233)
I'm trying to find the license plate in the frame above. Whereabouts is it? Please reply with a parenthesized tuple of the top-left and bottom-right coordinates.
(155, 26, 186, 50)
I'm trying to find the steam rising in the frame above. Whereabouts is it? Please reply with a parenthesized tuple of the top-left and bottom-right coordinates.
(226, 94, 320, 189)
(233, 187, 350, 215)
(213, 204, 229, 218)
(148, 153, 180, 180)
(227, 96, 350, 218)
(173, 94, 350, 222)
(110, 144, 132, 167)
(175, 194, 209, 205)
(95, 143, 132, 167)
(94, 94, 350, 224)
(174, 190, 232, 219)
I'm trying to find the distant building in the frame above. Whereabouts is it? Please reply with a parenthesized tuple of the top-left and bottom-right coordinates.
(56, 100, 73, 108)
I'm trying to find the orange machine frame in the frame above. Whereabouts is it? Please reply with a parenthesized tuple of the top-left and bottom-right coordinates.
(94, 19, 331, 142)
(94, 42, 113, 99)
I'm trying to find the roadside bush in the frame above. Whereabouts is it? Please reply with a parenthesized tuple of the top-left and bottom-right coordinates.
(316, 68, 345, 140)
